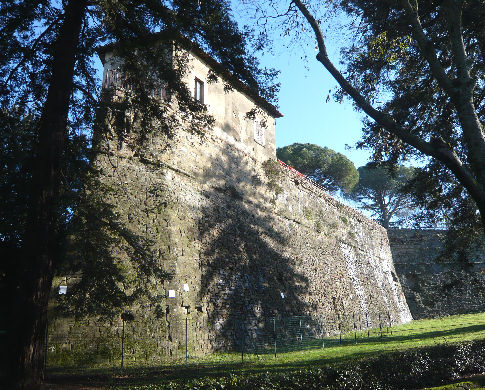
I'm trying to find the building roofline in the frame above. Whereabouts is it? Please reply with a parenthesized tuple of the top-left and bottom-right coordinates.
(96, 31, 283, 119)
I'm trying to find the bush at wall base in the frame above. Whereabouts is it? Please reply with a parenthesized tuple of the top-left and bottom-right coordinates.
(128, 339, 485, 390)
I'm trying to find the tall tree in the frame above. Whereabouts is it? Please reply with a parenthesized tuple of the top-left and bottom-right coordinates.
(402, 161, 483, 251)
(277, 143, 359, 193)
(0, 0, 278, 386)
(347, 163, 415, 229)
(254, 0, 485, 234)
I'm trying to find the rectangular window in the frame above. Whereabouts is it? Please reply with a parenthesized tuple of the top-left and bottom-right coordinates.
(195, 78, 204, 103)
(254, 120, 265, 146)
(104, 68, 121, 88)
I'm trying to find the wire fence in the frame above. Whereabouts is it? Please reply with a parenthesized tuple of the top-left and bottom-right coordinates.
(45, 313, 485, 371)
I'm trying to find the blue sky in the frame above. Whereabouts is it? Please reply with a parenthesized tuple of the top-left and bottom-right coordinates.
(263, 50, 372, 169)
(230, 1, 373, 169)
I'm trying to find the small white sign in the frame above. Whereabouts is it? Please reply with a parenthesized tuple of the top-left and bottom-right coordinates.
(280, 292, 285, 299)
(59, 285, 67, 295)
(168, 290, 176, 298)
(183, 283, 189, 292)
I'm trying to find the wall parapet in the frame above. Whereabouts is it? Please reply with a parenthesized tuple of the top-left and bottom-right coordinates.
(276, 159, 385, 232)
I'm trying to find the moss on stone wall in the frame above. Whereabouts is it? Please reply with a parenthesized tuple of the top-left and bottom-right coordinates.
(262, 159, 282, 197)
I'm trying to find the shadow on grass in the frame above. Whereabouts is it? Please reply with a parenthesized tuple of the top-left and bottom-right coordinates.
(45, 320, 485, 387)
(372, 323, 485, 343)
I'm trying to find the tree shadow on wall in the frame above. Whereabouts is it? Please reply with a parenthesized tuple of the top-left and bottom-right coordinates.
(197, 145, 310, 352)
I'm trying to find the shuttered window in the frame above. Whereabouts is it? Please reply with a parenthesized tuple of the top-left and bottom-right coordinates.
(254, 120, 265, 146)
(195, 78, 204, 103)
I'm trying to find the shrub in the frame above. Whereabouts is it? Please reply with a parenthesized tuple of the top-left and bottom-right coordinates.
(117, 339, 485, 390)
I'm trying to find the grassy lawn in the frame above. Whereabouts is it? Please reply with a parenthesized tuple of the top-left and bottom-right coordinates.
(150, 311, 485, 369)
(424, 374, 485, 389)
(45, 312, 485, 388)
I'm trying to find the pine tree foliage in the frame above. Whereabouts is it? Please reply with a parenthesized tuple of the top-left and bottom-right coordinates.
(277, 143, 359, 193)
(347, 163, 416, 229)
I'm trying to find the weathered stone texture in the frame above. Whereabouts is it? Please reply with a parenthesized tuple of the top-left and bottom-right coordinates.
(389, 228, 485, 319)
(50, 122, 410, 356)
(48, 43, 411, 363)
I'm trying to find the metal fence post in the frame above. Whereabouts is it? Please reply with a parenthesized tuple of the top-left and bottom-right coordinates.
(379, 313, 382, 339)
(273, 317, 277, 358)
(353, 312, 357, 341)
(299, 318, 302, 348)
(321, 318, 325, 349)
(185, 317, 188, 365)
(388, 310, 392, 335)
(241, 320, 245, 364)
(366, 312, 369, 338)
(121, 319, 125, 370)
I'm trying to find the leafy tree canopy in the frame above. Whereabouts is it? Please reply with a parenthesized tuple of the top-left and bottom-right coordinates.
(401, 161, 484, 259)
(252, 0, 485, 238)
(277, 143, 359, 193)
(347, 163, 415, 229)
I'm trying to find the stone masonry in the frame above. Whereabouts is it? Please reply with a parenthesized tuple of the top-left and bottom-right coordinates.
(389, 228, 485, 319)
(47, 38, 411, 364)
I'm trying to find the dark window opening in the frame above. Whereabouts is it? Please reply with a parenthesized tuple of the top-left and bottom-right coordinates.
(150, 83, 169, 100)
(195, 78, 204, 103)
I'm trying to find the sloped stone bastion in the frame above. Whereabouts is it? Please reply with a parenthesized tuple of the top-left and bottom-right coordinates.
(47, 38, 411, 362)
(389, 228, 485, 319)
(52, 122, 411, 357)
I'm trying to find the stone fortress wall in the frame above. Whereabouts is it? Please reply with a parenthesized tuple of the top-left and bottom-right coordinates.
(47, 41, 411, 362)
(388, 229, 485, 319)
(68, 117, 411, 356)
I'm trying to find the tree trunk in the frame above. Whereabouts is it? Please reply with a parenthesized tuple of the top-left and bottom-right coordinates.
(7, 1, 87, 387)
(374, 193, 390, 229)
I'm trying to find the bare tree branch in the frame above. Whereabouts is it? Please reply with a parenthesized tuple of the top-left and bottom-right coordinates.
(291, 0, 485, 207)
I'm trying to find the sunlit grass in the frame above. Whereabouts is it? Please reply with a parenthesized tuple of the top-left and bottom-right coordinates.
(424, 374, 485, 389)
(176, 311, 485, 370)
(47, 311, 485, 383)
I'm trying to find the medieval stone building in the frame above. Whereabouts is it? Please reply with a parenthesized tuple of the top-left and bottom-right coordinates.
(48, 36, 411, 362)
